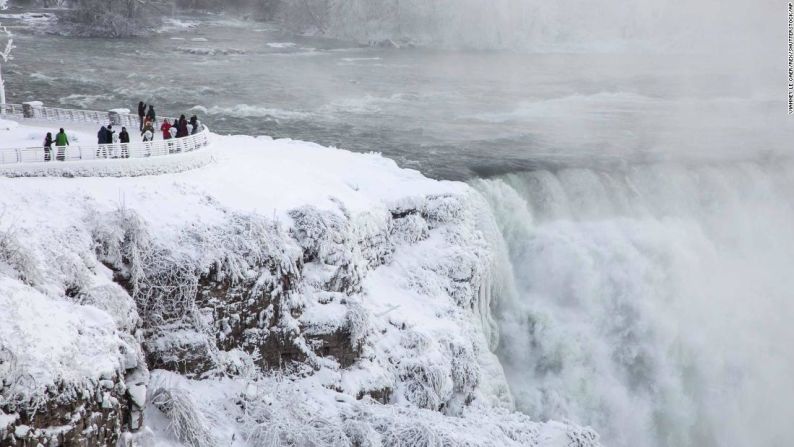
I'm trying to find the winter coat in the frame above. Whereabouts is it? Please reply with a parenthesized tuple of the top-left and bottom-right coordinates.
(142, 130, 153, 142)
(98, 127, 108, 144)
(55, 132, 69, 146)
(119, 130, 130, 143)
(138, 103, 147, 117)
(177, 119, 189, 138)
(161, 121, 172, 139)
(43, 136, 53, 148)
(146, 107, 155, 122)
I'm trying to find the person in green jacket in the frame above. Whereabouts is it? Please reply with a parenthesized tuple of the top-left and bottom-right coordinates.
(55, 128, 69, 161)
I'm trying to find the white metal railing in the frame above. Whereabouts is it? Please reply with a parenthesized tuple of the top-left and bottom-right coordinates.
(0, 104, 210, 165)
(0, 103, 23, 118)
(0, 126, 210, 165)
(1, 103, 151, 129)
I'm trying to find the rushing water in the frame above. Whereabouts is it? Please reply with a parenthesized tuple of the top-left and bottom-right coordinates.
(475, 161, 794, 447)
(4, 8, 794, 447)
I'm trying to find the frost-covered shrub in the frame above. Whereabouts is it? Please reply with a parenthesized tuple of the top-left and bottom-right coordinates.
(398, 358, 454, 411)
(242, 381, 352, 447)
(394, 335, 480, 413)
(0, 345, 31, 410)
(446, 340, 479, 399)
(390, 212, 430, 245)
(345, 301, 370, 349)
(289, 205, 365, 295)
(400, 330, 432, 353)
(66, 0, 159, 37)
(0, 228, 40, 285)
(344, 419, 383, 447)
(247, 418, 349, 447)
(423, 195, 465, 228)
(90, 206, 151, 295)
(380, 419, 442, 447)
(354, 212, 395, 269)
(92, 207, 299, 327)
(77, 283, 139, 332)
(149, 386, 219, 447)
(188, 211, 298, 288)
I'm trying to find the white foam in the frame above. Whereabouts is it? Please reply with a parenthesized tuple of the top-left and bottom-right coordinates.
(476, 160, 794, 447)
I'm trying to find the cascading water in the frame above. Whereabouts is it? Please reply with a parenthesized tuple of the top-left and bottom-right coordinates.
(473, 159, 794, 447)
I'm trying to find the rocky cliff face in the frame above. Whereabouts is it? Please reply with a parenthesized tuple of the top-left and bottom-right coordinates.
(92, 192, 495, 403)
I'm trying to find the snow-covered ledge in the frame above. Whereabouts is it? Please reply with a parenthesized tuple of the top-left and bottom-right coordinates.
(0, 130, 601, 446)
(0, 144, 215, 178)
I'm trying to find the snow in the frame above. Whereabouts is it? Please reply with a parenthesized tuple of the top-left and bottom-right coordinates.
(0, 117, 136, 149)
(0, 118, 464, 229)
(0, 118, 17, 130)
(0, 117, 599, 446)
(0, 147, 213, 178)
(0, 412, 17, 430)
(0, 277, 124, 400)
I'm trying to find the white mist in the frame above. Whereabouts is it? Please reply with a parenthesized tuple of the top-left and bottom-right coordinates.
(475, 160, 794, 447)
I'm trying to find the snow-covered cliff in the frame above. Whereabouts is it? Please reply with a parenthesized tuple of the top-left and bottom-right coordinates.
(0, 123, 599, 446)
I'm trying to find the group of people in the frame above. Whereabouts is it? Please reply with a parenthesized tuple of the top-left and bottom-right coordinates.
(137, 101, 202, 147)
(42, 128, 70, 161)
(39, 102, 203, 162)
(95, 124, 131, 158)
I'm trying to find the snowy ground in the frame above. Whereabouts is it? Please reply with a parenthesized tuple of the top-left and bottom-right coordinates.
(0, 118, 600, 447)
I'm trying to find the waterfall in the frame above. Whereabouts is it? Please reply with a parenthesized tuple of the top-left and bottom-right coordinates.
(473, 159, 794, 446)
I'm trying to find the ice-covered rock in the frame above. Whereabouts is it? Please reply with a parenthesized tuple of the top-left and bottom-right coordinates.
(0, 119, 601, 446)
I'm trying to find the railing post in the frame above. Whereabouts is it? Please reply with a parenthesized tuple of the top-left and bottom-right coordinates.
(108, 108, 129, 126)
(22, 101, 43, 119)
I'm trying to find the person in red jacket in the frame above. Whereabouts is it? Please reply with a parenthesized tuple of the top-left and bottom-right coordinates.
(160, 119, 172, 140)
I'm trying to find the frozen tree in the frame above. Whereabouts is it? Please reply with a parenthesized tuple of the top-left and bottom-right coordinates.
(69, 0, 161, 37)
(0, 20, 14, 105)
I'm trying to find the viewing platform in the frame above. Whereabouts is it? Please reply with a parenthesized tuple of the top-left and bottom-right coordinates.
(0, 102, 213, 177)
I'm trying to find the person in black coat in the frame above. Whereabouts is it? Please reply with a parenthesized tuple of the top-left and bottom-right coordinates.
(146, 105, 156, 123)
(189, 115, 198, 134)
(43, 132, 53, 161)
(97, 125, 108, 157)
(177, 114, 189, 138)
(97, 125, 108, 144)
(97, 125, 114, 157)
(119, 127, 130, 158)
(137, 101, 147, 131)
(119, 127, 130, 144)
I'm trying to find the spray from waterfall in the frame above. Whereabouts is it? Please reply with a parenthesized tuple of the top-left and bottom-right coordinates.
(473, 159, 794, 447)
(276, 0, 775, 53)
